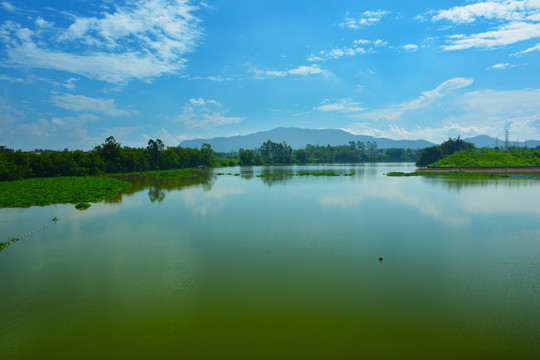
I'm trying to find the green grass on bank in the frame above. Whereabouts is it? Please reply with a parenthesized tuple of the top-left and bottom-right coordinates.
(0, 176, 131, 208)
(431, 149, 540, 168)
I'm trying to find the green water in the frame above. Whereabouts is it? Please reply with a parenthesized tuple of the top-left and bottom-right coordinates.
(1, 163, 539, 359)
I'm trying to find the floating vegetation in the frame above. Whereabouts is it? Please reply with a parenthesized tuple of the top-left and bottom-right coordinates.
(257, 172, 343, 178)
(0, 176, 131, 208)
(297, 172, 339, 176)
(75, 203, 91, 210)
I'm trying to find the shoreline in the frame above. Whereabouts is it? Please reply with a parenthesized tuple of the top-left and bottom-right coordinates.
(417, 166, 540, 174)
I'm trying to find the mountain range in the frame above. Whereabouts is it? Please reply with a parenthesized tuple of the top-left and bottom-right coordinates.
(180, 127, 540, 152)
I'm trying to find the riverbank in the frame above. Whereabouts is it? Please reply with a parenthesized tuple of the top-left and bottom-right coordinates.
(417, 166, 540, 175)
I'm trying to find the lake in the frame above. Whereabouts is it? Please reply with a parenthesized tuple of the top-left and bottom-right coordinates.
(1, 163, 539, 359)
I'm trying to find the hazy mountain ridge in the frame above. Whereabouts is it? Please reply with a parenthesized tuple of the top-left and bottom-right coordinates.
(180, 127, 434, 152)
(464, 135, 540, 149)
(180, 128, 540, 152)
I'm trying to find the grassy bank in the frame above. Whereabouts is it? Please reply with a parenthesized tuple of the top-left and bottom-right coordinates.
(0, 176, 131, 208)
(431, 149, 540, 168)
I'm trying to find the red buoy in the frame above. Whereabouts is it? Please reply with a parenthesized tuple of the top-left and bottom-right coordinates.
(379, 257, 383, 261)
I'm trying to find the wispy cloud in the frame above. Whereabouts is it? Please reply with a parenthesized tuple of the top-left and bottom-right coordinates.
(50, 93, 137, 116)
(355, 77, 474, 121)
(512, 41, 540, 54)
(307, 39, 387, 62)
(176, 98, 244, 129)
(345, 87, 540, 142)
(403, 44, 419, 51)
(486, 62, 515, 70)
(1, 1, 16, 12)
(315, 98, 365, 113)
(430, 1, 540, 51)
(254, 64, 332, 79)
(340, 10, 388, 29)
(63, 77, 80, 90)
(0, 74, 24, 83)
(1, 0, 203, 83)
(432, 0, 540, 24)
(442, 21, 540, 50)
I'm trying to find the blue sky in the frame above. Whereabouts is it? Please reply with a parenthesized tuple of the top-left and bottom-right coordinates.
(1, 0, 540, 150)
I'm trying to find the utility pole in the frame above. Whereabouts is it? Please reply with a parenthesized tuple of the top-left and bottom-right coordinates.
(505, 128, 509, 149)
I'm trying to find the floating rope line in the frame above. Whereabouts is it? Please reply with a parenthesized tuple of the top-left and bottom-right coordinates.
(0, 217, 59, 252)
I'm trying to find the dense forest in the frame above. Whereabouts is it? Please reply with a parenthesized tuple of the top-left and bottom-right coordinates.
(0, 137, 216, 181)
(227, 140, 420, 165)
(0, 137, 424, 181)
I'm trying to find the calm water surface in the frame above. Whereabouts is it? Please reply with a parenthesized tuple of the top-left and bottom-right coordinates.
(1, 163, 539, 359)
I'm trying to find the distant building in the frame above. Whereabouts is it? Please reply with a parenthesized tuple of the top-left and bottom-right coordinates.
(0, 145, 12, 152)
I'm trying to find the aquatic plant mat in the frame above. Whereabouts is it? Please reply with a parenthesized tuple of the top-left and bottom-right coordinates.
(0, 176, 131, 208)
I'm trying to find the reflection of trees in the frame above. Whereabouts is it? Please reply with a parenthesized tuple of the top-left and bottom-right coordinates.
(105, 170, 215, 204)
(259, 166, 295, 188)
(148, 186, 165, 202)
(424, 178, 537, 192)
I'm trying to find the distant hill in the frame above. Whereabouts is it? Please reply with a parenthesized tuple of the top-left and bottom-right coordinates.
(464, 135, 540, 149)
(180, 127, 434, 152)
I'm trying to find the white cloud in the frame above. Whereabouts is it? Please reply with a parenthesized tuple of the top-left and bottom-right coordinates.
(63, 77, 80, 90)
(50, 93, 137, 116)
(254, 64, 331, 78)
(340, 10, 388, 29)
(431, 1, 540, 51)
(5, 114, 101, 150)
(486, 62, 514, 69)
(1, 1, 15, 12)
(35, 17, 52, 29)
(403, 44, 419, 51)
(353, 39, 370, 45)
(315, 98, 365, 113)
(355, 77, 474, 121)
(432, 0, 540, 24)
(345, 87, 540, 143)
(1, 0, 202, 83)
(442, 21, 540, 50)
(308, 39, 387, 62)
(0, 74, 24, 83)
(176, 98, 244, 129)
(512, 41, 540, 54)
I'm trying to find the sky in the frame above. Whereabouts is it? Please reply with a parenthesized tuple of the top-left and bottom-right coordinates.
(1, 0, 540, 150)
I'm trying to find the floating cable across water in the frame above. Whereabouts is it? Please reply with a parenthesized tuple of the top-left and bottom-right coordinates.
(0, 217, 59, 252)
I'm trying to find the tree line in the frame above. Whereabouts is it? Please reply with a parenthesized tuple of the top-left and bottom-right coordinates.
(415, 137, 476, 166)
(232, 140, 421, 165)
(0, 136, 216, 181)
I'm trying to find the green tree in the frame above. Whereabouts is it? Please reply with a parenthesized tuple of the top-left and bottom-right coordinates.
(239, 149, 255, 165)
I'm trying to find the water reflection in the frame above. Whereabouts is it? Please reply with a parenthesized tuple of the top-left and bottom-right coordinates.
(422, 176, 540, 192)
(108, 170, 216, 204)
(148, 186, 165, 203)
